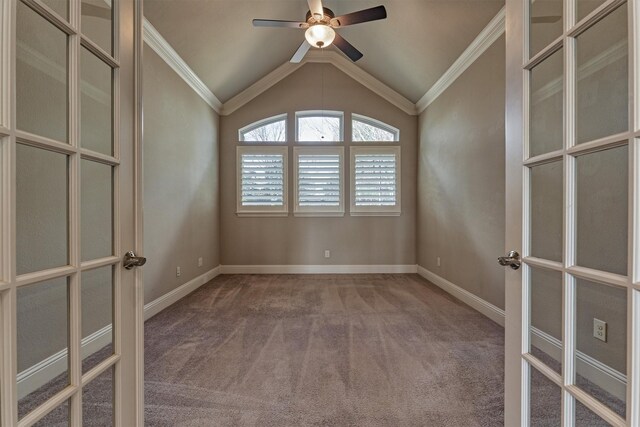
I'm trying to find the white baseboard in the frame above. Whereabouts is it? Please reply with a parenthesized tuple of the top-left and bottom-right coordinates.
(17, 325, 112, 399)
(21, 264, 626, 404)
(144, 265, 221, 320)
(416, 265, 627, 400)
(417, 265, 505, 326)
(220, 264, 418, 274)
(530, 327, 626, 401)
(18, 266, 222, 398)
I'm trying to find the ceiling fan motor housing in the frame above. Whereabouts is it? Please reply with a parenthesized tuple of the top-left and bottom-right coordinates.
(306, 7, 335, 24)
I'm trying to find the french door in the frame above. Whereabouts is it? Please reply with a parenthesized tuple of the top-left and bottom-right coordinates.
(505, 0, 640, 425)
(0, 0, 143, 425)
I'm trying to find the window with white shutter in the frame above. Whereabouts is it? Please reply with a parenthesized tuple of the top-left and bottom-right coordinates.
(294, 147, 344, 216)
(236, 146, 288, 216)
(350, 146, 401, 216)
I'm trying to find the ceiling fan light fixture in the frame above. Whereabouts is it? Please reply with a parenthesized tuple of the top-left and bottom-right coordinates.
(305, 24, 335, 48)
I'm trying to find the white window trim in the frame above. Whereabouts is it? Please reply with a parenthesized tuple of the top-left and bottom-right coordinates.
(238, 113, 287, 142)
(236, 146, 289, 217)
(293, 146, 345, 217)
(351, 113, 400, 142)
(295, 110, 344, 143)
(350, 146, 401, 216)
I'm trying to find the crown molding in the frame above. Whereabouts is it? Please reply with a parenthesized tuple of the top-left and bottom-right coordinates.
(143, 19, 222, 113)
(221, 60, 304, 116)
(416, 6, 505, 114)
(221, 50, 418, 116)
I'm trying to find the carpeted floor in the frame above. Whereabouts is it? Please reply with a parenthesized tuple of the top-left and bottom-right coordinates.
(143, 274, 505, 426)
(20, 273, 623, 425)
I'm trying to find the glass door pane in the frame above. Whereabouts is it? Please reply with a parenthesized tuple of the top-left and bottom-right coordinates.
(82, 367, 114, 425)
(575, 279, 627, 418)
(81, 160, 113, 261)
(16, 1, 68, 143)
(81, 267, 114, 374)
(575, 5, 628, 144)
(530, 367, 562, 425)
(16, 144, 69, 275)
(529, 49, 563, 157)
(31, 399, 70, 427)
(530, 161, 563, 261)
(575, 146, 628, 275)
(529, 0, 563, 57)
(17, 278, 70, 419)
(80, 48, 113, 156)
(529, 268, 563, 373)
(81, 0, 113, 55)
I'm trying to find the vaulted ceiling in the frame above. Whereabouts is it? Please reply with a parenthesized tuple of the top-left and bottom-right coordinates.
(144, 0, 504, 104)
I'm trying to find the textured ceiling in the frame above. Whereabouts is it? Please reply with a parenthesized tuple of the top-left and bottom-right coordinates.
(144, 0, 505, 104)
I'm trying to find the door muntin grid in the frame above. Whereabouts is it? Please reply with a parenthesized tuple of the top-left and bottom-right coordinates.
(1, 0, 122, 425)
(523, 0, 637, 425)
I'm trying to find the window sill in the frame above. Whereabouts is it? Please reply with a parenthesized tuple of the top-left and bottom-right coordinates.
(236, 212, 289, 217)
(350, 211, 401, 217)
(293, 211, 345, 217)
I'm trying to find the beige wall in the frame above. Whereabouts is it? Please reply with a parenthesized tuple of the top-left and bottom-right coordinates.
(220, 63, 417, 266)
(143, 45, 220, 303)
(417, 36, 506, 310)
(418, 30, 628, 378)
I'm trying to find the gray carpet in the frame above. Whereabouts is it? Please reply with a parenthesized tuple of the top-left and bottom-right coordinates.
(18, 345, 115, 426)
(144, 274, 505, 426)
(20, 273, 622, 425)
(530, 345, 625, 425)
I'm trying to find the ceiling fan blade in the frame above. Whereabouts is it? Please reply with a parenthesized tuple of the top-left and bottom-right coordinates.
(252, 19, 309, 29)
(333, 33, 363, 62)
(531, 15, 562, 24)
(308, 0, 325, 21)
(330, 5, 387, 28)
(291, 41, 311, 63)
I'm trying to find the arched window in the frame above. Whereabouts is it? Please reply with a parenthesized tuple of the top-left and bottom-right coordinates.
(352, 114, 399, 142)
(239, 114, 287, 142)
(296, 111, 344, 142)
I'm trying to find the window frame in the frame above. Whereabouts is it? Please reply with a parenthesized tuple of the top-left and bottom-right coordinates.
(295, 110, 344, 143)
(236, 146, 289, 217)
(293, 146, 345, 217)
(351, 113, 400, 142)
(350, 146, 401, 216)
(238, 113, 288, 142)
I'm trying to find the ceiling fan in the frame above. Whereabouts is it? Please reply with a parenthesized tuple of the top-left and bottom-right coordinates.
(253, 0, 387, 63)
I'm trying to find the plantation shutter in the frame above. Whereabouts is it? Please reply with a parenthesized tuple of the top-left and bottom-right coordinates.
(354, 153, 397, 206)
(240, 153, 284, 206)
(297, 154, 341, 206)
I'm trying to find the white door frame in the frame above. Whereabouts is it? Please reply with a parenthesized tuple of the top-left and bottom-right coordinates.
(134, 0, 145, 424)
(0, 0, 144, 424)
(505, 0, 640, 425)
(505, 0, 525, 424)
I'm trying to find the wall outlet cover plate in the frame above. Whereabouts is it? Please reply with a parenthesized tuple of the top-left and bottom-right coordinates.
(593, 318, 607, 342)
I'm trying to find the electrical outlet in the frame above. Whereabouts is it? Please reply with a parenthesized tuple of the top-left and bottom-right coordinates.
(198, 257, 203, 267)
(437, 257, 441, 267)
(593, 318, 607, 342)
(176, 266, 181, 278)
(324, 250, 331, 258)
